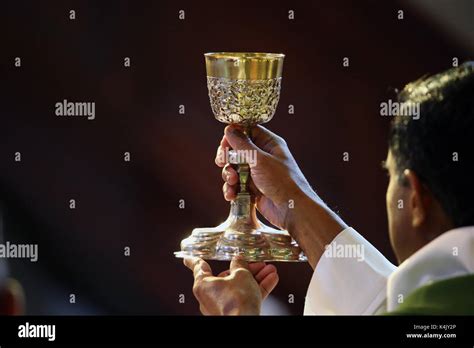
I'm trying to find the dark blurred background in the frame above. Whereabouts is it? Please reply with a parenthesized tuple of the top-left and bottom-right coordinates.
(0, 0, 472, 315)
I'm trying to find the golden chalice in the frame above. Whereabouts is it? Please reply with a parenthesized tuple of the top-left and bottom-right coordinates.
(175, 52, 306, 262)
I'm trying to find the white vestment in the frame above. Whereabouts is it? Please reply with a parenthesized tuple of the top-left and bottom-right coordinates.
(303, 226, 474, 315)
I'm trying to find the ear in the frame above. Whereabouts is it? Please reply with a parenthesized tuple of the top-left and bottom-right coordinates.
(0, 278, 25, 315)
(404, 169, 430, 228)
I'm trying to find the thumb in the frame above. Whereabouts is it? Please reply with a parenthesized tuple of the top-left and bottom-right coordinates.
(229, 256, 250, 273)
(224, 126, 260, 153)
(184, 257, 213, 282)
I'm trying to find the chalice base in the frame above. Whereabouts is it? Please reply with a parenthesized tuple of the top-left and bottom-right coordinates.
(175, 193, 307, 262)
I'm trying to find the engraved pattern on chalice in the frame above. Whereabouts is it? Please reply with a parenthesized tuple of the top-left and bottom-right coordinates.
(207, 77, 281, 125)
(175, 52, 306, 262)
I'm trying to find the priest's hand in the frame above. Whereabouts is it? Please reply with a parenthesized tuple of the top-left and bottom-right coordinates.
(216, 124, 317, 231)
(183, 256, 278, 315)
(215, 125, 348, 269)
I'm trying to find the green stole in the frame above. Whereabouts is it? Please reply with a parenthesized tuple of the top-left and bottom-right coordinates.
(386, 274, 474, 315)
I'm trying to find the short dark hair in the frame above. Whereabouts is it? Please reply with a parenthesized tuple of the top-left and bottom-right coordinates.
(389, 62, 474, 227)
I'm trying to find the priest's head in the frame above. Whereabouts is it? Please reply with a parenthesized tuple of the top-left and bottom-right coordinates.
(384, 62, 474, 263)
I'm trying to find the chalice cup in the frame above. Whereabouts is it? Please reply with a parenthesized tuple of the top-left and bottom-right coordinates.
(175, 52, 306, 262)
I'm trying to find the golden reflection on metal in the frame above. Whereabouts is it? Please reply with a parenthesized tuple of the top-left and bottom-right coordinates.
(175, 52, 306, 262)
(205, 52, 284, 80)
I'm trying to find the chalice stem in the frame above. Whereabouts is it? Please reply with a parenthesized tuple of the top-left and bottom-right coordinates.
(236, 126, 252, 194)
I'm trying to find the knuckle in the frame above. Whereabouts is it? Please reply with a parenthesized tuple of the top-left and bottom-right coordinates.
(233, 268, 251, 279)
(199, 304, 208, 315)
(192, 283, 203, 298)
(222, 164, 232, 181)
(221, 167, 227, 181)
(275, 135, 287, 147)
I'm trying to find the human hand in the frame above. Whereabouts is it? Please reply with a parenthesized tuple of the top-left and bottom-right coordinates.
(216, 125, 348, 269)
(216, 125, 317, 231)
(183, 256, 279, 315)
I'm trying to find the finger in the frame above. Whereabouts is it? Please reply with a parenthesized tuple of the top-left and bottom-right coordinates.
(222, 164, 239, 185)
(215, 136, 232, 168)
(199, 304, 211, 316)
(255, 264, 277, 283)
(259, 272, 279, 300)
(219, 134, 227, 147)
(222, 182, 237, 201)
(184, 257, 213, 282)
(215, 145, 226, 167)
(215, 135, 231, 167)
(230, 256, 249, 272)
(218, 270, 230, 277)
(221, 138, 231, 151)
(251, 125, 286, 155)
(183, 256, 197, 270)
(224, 125, 263, 156)
(247, 262, 266, 276)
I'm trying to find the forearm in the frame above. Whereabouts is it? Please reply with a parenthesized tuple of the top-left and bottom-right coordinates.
(284, 190, 348, 269)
